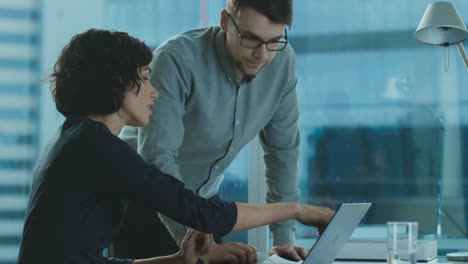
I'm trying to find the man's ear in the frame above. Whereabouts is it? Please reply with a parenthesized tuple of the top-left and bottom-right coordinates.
(220, 9, 229, 32)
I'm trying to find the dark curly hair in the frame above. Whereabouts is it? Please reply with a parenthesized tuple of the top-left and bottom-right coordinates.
(231, 0, 293, 27)
(51, 29, 153, 118)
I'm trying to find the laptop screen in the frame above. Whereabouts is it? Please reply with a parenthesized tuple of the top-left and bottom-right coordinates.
(303, 203, 372, 264)
(261, 203, 371, 264)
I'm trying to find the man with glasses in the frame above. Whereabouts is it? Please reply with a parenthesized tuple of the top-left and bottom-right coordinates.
(115, 0, 305, 263)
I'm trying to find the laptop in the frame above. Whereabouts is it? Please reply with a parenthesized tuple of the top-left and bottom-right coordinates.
(262, 202, 372, 264)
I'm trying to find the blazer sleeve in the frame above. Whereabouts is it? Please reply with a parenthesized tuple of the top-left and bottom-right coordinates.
(90, 124, 238, 236)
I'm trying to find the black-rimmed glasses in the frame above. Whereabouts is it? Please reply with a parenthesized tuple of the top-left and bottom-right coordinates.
(226, 12, 288, 51)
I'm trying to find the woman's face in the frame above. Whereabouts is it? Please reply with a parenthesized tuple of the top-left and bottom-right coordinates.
(120, 65, 159, 127)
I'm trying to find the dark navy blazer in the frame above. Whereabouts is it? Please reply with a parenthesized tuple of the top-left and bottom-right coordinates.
(17, 118, 237, 264)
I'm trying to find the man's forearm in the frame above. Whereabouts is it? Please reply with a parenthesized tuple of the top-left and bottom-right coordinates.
(270, 223, 296, 246)
(266, 182, 299, 246)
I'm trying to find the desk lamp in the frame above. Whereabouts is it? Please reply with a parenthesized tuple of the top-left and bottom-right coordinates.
(415, 1, 468, 261)
(415, 1, 468, 71)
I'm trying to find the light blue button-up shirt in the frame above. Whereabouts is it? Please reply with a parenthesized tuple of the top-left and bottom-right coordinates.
(120, 26, 300, 246)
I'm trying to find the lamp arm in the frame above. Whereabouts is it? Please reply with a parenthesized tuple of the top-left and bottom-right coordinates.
(456, 43, 468, 71)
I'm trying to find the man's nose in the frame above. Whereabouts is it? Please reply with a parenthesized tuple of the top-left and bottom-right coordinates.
(253, 43, 269, 60)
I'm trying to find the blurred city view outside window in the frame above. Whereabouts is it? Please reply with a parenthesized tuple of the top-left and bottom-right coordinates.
(0, 0, 39, 263)
(292, 1, 468, 247)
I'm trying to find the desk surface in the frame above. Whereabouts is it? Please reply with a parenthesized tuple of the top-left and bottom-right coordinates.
(333, 256, 468, 264)
(261, 255, 468, 264)
(334, 257, 468, 264)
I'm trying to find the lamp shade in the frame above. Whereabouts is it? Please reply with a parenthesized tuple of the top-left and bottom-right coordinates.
(415, 1, 468, 46)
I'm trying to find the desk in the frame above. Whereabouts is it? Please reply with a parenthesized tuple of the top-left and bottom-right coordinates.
(261, 255, 465, 264)
(438, 256, 468, 264)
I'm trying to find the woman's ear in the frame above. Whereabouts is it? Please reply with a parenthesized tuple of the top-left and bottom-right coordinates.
(220, 9, 229, 32)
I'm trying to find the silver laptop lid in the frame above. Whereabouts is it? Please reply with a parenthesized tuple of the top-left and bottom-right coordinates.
(303, 202, 372, 264)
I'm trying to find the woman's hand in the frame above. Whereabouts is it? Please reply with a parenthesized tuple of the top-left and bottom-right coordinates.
(269, 245, 309, 261)
(200, 242, 258, 264)
(296, 205, 334, 234)
(177, 229, 213, 264)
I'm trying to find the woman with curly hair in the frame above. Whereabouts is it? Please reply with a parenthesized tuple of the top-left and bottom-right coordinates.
(17, 29, 333, 264)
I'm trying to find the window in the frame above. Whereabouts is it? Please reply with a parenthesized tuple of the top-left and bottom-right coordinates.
(292, 0, 468, 251)
(0, 1, 39, 263)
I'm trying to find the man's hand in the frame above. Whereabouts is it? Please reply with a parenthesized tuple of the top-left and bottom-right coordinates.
(269, 245, 308, 261)
(177, 229, 213, 264)
(200, 242, 257, 264)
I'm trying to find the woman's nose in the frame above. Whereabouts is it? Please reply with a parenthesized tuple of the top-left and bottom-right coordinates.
(151, 85, 159, 99)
